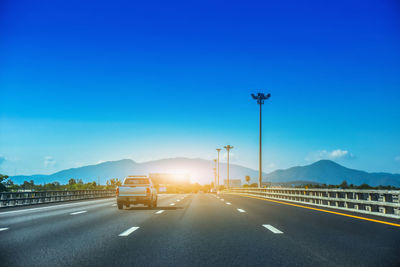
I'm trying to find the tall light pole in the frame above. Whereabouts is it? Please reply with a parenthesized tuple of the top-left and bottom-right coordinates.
(216, 148, 221, 190)
(224, 145, 233, 189)
(251, 92, 271, 188)
(213, 159, 217, 190)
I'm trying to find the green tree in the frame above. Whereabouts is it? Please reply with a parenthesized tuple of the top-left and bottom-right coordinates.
(22, 180, 35, 190)
(339, 180, 349, 189)
(0, 174, 10, 192)
(245, 176, 251, 184)
(69, 178, 76, 185)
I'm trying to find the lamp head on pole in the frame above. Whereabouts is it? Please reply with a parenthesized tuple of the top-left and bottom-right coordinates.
(251, 92, 271, 105)
(224, 145, 234, 151)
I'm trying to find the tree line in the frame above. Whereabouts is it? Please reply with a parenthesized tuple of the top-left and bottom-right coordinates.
(0, 174, 122, 192)
(296, 180, 400, 190)
(241, 176, 399, 190)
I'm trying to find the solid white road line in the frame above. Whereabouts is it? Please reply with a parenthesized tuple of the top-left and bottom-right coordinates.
(170, 203, 175, 206)
(119, 226, 140, 237)
(70, 210, 87, 215)
(262, 224, 283, 234)
(0, 228, 9, 231)
(237, 209, 246, 213)
(226, 202, 231, 205)
(155, 210, 164, 214)
(112, 204, 117, 206)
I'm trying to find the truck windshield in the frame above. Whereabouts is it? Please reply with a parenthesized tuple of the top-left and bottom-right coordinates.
(125, 178, 150, 185)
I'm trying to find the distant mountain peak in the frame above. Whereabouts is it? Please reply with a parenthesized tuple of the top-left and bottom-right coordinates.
(266, 160, 400, 186)
(98, 159, 136, 165)
(310, 159, 343, 167)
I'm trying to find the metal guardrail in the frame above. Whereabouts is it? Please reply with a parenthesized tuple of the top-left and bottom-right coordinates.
(0, 190, 115, 208)
(227, 187, 400, 219)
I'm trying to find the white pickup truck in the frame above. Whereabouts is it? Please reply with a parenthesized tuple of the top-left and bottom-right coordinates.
(116, 176, 158, 210)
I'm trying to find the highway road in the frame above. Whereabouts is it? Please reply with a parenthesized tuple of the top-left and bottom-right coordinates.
(1, 193, 399, 266)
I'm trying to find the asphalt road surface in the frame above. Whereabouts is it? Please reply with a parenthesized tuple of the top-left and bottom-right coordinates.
(1, 193, 399, 266)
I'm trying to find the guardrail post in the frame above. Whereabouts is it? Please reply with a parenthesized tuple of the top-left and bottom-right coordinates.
(384, 194, 392, 202)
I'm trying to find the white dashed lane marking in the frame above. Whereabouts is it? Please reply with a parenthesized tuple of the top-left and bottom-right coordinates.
(226, 202, 231, 205)
(237, 209, 246, 213)
(262, 224, 283, 234)
(155, 210, 164, 214)
(0, 228, 9, 231)
(119, 226, 140, 237)
(170, 203, 175, 206)
(70, 211, 87, 215)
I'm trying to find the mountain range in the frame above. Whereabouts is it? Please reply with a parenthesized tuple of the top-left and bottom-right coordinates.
(10, 158, 400, 187)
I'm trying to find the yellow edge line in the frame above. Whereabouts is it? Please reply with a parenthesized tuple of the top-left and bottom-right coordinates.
(229, 193, 400, 228)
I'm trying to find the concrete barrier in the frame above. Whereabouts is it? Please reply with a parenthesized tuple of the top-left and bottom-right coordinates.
(0, 190, 115, 208)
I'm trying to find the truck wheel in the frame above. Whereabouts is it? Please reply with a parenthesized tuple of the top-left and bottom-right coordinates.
(117, 202, 123, 210)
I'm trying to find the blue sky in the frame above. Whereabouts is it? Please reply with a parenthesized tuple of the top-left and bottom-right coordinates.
(1, 0, 400, 176)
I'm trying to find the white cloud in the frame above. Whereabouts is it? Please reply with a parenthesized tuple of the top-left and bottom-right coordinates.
(44, 156, 56, 168)
(306, 149, 353, 162)
(329, 149, 350, 159)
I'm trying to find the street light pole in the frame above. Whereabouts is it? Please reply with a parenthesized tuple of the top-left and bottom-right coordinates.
(251, 92, 271, 188)
(213, 159, 217, 191)
(224, 145, 233, 189)
(216, 148, 221, 190)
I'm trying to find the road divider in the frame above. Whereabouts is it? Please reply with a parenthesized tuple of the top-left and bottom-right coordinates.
(0, 190, 115, 208)
(0, 199, 113, 215)
(262, 224, 283, 234)
(119, 226, 139, 237)
(228, 188, 400, 219)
